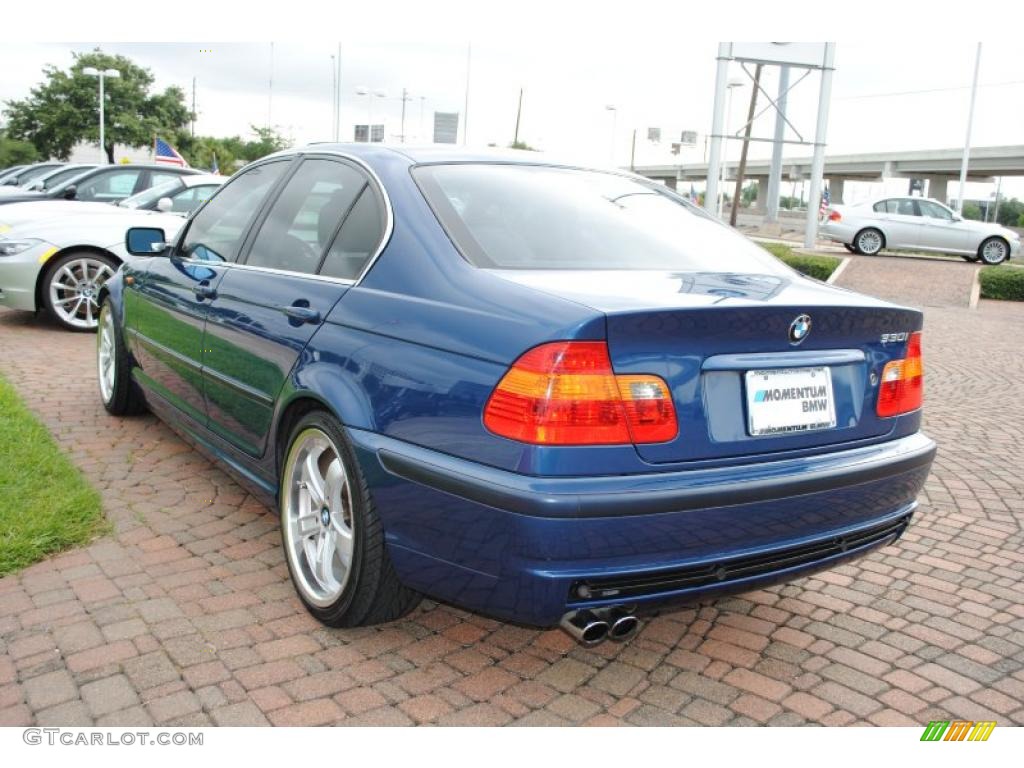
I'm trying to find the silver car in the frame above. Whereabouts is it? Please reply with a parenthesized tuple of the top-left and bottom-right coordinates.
(819, 196, 1020, 264)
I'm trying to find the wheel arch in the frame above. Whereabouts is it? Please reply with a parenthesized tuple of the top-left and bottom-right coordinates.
(978, 235, 1010, 261)
(35, 245, 122, 313)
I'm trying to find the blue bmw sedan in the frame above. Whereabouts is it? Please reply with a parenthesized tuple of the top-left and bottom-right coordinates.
(99, 144, 935, 645)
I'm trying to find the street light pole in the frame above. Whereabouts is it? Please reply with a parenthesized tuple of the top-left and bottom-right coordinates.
(82, 67, 120, 164)
(718, 79, 744, 219)
(956, 43, 982, 213)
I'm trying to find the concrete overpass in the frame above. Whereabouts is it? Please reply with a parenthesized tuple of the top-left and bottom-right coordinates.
(635, 145, 1024, 209)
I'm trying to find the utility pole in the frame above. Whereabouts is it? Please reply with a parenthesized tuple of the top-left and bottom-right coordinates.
(956, 43, 982, 213)
(268, 42, 274, 128)
(630, 128, 637, 172)
(513, 87, 523, 146)
(730, 64, 762, 227)
(335, 43, 342, 142)
(399, 88, 410, 143)
(992, 176, 1003, 223)
(705, 42, 730, 214)
(765, 65, 789, 223)
(463, 43, 471, 146)
(191, 77, 196, 138)
(330, 55, 337, 140)
(802, 42, 836, 249)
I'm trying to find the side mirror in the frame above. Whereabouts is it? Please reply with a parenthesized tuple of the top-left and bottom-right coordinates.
(63, 185, 77, 200)
(126, 227, 169, 256)
(156, 196, 173, 213)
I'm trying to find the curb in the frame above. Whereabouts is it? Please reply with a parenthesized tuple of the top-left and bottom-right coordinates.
(970, 266, 981, 309)
(826, 256, 852, 285)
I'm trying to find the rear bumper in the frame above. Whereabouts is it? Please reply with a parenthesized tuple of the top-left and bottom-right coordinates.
(351, 429, 936, 626)
(819, 221, 858, 244)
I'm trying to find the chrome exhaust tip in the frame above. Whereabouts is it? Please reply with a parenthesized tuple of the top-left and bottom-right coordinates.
(606, 608, 640, 642)
(559, 610, 610, 646)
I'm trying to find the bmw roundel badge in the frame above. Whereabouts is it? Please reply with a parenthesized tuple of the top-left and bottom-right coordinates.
(789, 314, 812, 345)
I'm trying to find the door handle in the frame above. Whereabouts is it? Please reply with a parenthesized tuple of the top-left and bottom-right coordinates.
(281, 305, 321, 325)
(193, 283, 217, 301)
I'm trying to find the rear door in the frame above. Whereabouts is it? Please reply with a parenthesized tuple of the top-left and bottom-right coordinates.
(873, 198, 923, 249)
(130, 159, 291, 424)
(201, 155, 382, 457)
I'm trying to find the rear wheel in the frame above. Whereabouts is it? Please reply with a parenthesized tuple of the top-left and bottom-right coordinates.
(979, 237, 1009, 265)
(97, 300, 146, 416)
(854, 228, 884, 256)
(43, 251, 118, 331)
(279, 410, 421, 627)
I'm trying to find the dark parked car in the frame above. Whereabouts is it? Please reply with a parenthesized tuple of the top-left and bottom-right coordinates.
(99, 145, 936, 644)
(0, 163, 200, 206)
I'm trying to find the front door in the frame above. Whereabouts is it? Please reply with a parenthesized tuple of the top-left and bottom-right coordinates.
(916, 199, 969, 253)
(201, 156, 378, 457)
(130, 159, 292, 425)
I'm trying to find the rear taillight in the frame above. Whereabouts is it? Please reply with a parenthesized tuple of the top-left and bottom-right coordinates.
(876, 331, 923, 417)
(483, 341, 677, 445)
(828, 210, 842, 222)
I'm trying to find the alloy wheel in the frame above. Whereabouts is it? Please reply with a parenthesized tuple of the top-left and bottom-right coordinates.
(281, 428, 356, 607)
(97, 304, 115, 404)
(48, 257, 115, 329)
(981, 239, 1008, 265)
(857, 230, 883, 255)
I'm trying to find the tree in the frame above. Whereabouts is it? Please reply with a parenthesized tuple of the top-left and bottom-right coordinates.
(5, 49, 191, 164)
(741, 183, 758, 207)
(509, 140, 538, 151)
(0, 131, 39, 167)
(995, 198, 1023, 228)
(175, 125, 291, 174)
(961, 202, 983, 221)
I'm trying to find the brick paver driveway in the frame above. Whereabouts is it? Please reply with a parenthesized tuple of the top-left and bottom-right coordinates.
(1, 291, 1022, 726)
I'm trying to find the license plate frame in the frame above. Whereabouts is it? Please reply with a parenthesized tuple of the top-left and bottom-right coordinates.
(744, 366, 837, 437)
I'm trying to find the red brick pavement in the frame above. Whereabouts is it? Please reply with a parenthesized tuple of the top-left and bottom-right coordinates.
(0, 297, 1022, 727)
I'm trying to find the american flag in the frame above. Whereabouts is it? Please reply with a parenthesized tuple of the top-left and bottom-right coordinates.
(153, 137, 188, 167)
(819, 184, 831, 215)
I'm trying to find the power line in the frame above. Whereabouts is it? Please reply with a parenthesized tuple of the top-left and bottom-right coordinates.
(837, 79, 1024, 101)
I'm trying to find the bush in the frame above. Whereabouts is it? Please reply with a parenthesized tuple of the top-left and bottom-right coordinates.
(979, 265, 1024, 301)
(761, 243, 841, 281)
(961, 202, 983, 221)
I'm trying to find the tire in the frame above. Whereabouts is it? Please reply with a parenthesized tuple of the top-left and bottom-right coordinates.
(979, 237, 1009, 265)
(843, 243, 857, 253)
(279, 410, 421, 627)
(42, 251, 119, 331)
(97, 299, 146, 416)
(854, 228, 884, 256)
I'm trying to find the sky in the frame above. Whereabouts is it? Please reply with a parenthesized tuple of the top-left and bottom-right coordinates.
(2, 39, 1022, 203)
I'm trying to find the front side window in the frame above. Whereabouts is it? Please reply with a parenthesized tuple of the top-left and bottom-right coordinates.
(414, 164, 787, 273)
(918, 200, 953, 220)
(180, 161, 289, 263)
(245, 158, 366, 274)
(75, 170, 143, 201)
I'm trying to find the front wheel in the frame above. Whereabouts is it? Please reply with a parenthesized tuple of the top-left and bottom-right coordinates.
(97, 300, 146, 416)
(279, 410, 421, 627)
(43, 251, 118, 331)
(854, 228, 884, 256)
(979, 237, 1009, 265)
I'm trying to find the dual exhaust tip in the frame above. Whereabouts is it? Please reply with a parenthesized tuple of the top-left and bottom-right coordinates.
(559, 607, 640, 646)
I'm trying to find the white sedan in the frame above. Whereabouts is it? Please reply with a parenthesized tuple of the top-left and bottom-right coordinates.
(819, 196, 1020, 264)
(0, 175, 223, 330)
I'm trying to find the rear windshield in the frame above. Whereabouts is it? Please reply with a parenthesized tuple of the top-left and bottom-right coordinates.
(414, 163, 787, 274)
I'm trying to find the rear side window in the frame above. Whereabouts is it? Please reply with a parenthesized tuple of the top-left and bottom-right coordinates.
(245, 158, 366, 275)
(180, 160, 288, 263)
(319, 187, 384, 280)
(413, 164, 786, 274)
(76, 169, 143, 201)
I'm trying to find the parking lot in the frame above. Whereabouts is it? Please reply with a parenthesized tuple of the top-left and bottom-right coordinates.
(0, 254, 1022, 727)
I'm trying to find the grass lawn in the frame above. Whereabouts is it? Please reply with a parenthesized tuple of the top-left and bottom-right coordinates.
(0, 374, 106, 575)
(761, 242, 842, 281)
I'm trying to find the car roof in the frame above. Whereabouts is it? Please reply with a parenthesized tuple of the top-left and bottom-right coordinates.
(181, 173, 224, 187)
(282, 142, 612, 170)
